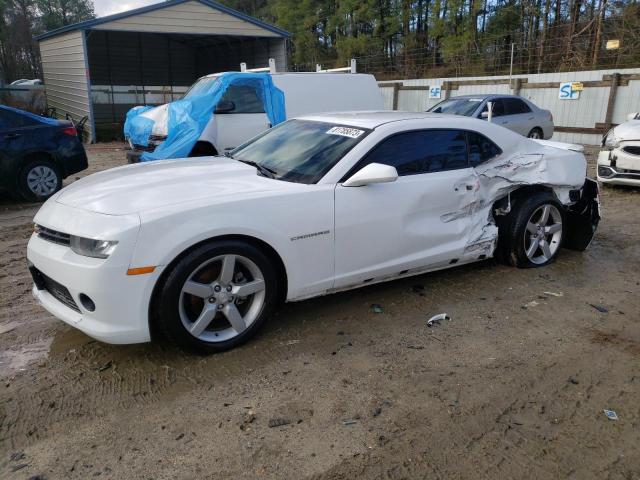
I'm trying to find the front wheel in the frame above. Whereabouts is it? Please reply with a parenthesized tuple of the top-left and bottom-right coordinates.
(154, 240, 279, 353)
(497, 193, 564, 268)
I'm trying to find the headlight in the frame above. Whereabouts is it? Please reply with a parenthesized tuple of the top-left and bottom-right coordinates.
(70, 235, 118, 259)
(603, 130, 619, 149)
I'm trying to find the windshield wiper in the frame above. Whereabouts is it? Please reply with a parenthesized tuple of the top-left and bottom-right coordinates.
(235, 158, 278, 179)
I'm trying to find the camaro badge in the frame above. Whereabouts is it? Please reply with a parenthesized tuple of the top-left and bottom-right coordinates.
(290, 230, 330, 241)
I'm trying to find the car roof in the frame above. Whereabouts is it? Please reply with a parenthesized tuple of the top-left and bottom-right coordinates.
(295, 111, 445, 129)
(447, 94, 527, 100)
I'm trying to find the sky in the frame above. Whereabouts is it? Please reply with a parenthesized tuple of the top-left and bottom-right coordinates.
(94, 0, 160, 17)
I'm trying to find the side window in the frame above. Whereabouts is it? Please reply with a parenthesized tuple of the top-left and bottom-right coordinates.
(467, 131, 502, 167)
(361, 130, 469, 176)
(480, 99, 506, 118)
(218, 85, 265, 114)
(504, 98, 532, 114)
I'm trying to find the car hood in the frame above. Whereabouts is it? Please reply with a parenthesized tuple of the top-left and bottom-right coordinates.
(612, 119, 640, 142)
(56, 157, 293, 215)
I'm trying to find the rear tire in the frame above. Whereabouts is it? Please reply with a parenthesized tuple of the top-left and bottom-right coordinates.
(153, 240, 279, 354)
(497, 192, 565, 268)
(18, 158, 62, 202)
(527, 127, 543, 139)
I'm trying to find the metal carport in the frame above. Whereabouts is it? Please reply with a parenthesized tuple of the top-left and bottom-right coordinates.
(35, 0, 290, 142)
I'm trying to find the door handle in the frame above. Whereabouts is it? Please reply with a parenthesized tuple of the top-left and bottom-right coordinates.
(5, 133, 21, 139)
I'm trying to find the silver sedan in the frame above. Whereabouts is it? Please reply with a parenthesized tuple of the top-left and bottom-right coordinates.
(428, 94, 554, 139)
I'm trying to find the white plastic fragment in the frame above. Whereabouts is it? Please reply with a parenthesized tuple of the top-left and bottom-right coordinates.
(427, 313, 451, 327)
(603, 409, 619, 421)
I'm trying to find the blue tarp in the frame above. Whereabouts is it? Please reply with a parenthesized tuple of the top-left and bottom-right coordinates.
(123, 72, 286, 162)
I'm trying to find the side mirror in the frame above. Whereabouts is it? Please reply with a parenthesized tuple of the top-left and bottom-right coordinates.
(215, 100, 235, 114)
(480, 111, 489, 119)
(627, 112, 640, 121)
(343, 163, 398, 187)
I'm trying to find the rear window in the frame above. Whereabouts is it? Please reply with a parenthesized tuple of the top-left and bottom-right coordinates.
(503, 98, 532, 114)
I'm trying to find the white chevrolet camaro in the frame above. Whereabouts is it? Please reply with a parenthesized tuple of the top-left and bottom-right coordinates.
(27, 112, 600, 353)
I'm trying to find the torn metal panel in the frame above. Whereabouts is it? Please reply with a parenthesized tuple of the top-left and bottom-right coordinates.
(443, 141, 589, 260)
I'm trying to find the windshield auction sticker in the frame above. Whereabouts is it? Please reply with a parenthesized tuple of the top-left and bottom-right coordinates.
(326, 126, 365, 138)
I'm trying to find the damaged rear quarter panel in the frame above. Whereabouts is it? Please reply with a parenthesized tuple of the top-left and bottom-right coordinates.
(443, 143, 589, 259)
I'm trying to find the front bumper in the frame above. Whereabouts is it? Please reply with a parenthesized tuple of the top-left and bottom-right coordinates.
(597, 149, 640, 186)
(26, 202, 160, 344)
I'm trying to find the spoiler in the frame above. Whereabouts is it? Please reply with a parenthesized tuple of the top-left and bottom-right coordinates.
(531, 139, 584, 153)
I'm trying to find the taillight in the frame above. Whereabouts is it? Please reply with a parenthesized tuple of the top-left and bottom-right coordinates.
(62, 126, 77, 136)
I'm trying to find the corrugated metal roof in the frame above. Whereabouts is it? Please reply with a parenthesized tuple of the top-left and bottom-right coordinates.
(35, 0, 290, 41)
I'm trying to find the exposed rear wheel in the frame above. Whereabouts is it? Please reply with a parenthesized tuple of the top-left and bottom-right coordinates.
(527, 127, 543, 139)
(497, 192, 564, 268)
(154, 240, 279, 353)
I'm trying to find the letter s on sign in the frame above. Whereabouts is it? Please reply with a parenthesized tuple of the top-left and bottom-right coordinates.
(559, 83, 572, 99)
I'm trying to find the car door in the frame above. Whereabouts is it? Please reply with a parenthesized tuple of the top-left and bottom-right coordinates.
(0, 109, 31, 163)
(210, 83, 271, 153)
(500, 98, 534, 136)
(333, 129, 478, 289)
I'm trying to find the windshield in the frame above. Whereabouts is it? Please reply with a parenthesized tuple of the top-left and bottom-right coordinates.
(230, 120, 370, 184)
(428, 98, 483, 116)
(183, 76, 219, 98)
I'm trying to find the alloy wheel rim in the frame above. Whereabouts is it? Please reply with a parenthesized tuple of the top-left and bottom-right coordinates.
(529, 130, 542, 139)
(524, 204, 562, 264)
(27, 165, 58, 196)
(179, 254, 266, 342)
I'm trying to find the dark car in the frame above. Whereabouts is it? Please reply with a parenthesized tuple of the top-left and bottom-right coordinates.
(0, 105, 88, 201)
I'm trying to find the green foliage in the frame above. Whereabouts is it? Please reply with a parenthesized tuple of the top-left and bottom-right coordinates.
(0, 0, 94, 82)
(36, 0, 95, 30)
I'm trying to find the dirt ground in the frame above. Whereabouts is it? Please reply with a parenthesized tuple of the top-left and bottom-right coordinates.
(1, 144, 639, 480)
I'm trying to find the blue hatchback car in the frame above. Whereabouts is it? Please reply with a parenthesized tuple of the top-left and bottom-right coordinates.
(0, 105, 88, 201)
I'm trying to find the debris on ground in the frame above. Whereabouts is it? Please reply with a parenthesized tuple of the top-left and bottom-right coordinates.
(96, 361, 113, 372)
(284, 340, 300, 345)
(11, 463, 28, 472)
(268, 418, 291, 428)
(568, 377, 579, 385)
(371, 304, 383, 313)
(603, 409, 619, 421)
(342, 420, 358, 426)
(521, 300, 539, 309)
(544, 291, 564, 297)
(589, 304, 609, 313)
(427, 313, 450, 327)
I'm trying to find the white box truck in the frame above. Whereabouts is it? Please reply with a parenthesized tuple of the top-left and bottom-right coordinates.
(126, 71, 385, 162)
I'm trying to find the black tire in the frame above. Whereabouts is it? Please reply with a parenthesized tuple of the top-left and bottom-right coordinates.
(189, 142, 217, 157)
(153, 240, 280, 354)
(18, 158, 62, 202)
(527, 127, 544, 139)
(496, 191, 565, 268)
